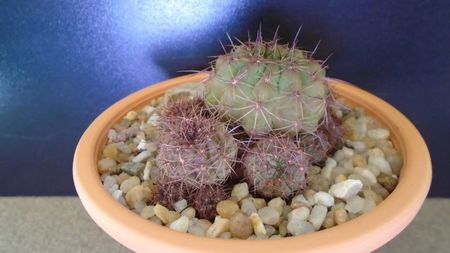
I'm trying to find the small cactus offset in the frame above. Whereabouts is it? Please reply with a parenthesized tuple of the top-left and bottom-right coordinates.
(204, 31, 331, 137)
(156, 97, 239, 189)
(191, 185, 228, 220)
(242, 135, 311, 198)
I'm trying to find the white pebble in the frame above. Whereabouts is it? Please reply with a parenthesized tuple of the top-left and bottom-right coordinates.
(362, 198, 377, 213)
(309, 205, 327, 230)
(268, 197, 285, 215)
(321, 157, 337, 180)
(288, 206, 310, 221)
(231, 183, 249, 201)
(143, 105, 155, 115)
(351, 141, 367, 153)
(264, 225, 276, 236)
(103, 175, 117, 190)
(345, 196, 365, 214)
(368, 155, 392, 175)
(333, 150, 346, 162)
(329, 179, 363, 201)
(257, 207, 280, 225)
(368, 128, 390, 140)
(169, 216, 189, 233)
(147, 114, 160, 126)
(313, 191, 335, 207)
(98, 158, 117, 172)
(173, 199, 188, 213)
(342, 147, 355, 158)
(132, 150, 151, 163)
(137, 140, 147, 151)
(287, 220, 315, 236)
(354, 167, 377, 186)
(188, 219, 210, 236)
(291, 194, 311, 207)
(241, 198, 257, 216)
(206, 216, 230, 238)
(143, 165, 150, 181)
(140, 205, 155, 219)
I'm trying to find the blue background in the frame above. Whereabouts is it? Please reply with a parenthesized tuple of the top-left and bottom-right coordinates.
(0, 1, 448, 196)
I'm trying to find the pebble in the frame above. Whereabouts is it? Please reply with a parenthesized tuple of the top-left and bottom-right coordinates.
(322, 212, 335, 229)
(288, 207, 310, 221)
(342, 147, 354, 158)
(362, 198, 377, 213)
(143, 105, 155, 115)
(321, 157, 337, 180)
(251, 198, 267, 210)
(345, 196, 365, 214)
(240, 198, 257, 216)
(329, 179, 363, 201)
(149, 216, 162, 225)
(282, 205, 293, 220)
(291, 194, 311, 208)
(231, 183, 249, 202)
(313, 191, 335, 207)
(148, 114, 160, 126)
(116, 142, 132, 154)
(116, 172, 130, 185)
(216, 200, 239, 219)
(103, 144, 118, 159)
(279, 220, 288, 237)
(229, 211, 253, 239)
(219, 232, 232, 239)
(120, 176, 140, 193)
(249, 213, 267, 236)
(206, 216, 230, 238)
(377, 173, 398, 192)
(368, 155, 392, 175)
(334, 174, 347, 183)
(287, 220, 315, 236)
(368, 128, 390, 140)
(111, 190, 126, 206)
(309, 205, 327, 230)
(125, 185, 151, 208)
(181, 207, 196, 219)
(362, 189, 383, 205)
(140, 205, 155, 219)
(188, 219, 210, 236)
(268, 197, 285, 215)
(132, 150, 152, 163)
(264, 225, 276, 236)
(333, 207, 349, 225)
(169, 216, 189, 233)
(154, 204, 171, 224)
(103, 175, 117, 190)
(351, 141, 367, 153)
(133, 201, 146, 213)
(98, 158, 117, 173)
(333, 150, 346, 162)
(125, 110, 138, 121)
(119, 162, 145, 176)
(354, 167, 377, 186)
(308, 175, 331, 192)
(371, 183, 390, 199)
(386, 154, 403, 175)
(173, 199, 188, 213)
(353, 154, 367, 167)
(257, 207, 280, 225)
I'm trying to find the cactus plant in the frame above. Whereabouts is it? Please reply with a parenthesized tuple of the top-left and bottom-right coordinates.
(191, 185, 228, 220)
(204, 33, 331, 137)
(243, 135, 311, 198)
(156, 97, 239, 189)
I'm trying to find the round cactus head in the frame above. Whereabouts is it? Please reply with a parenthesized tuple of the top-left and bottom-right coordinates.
(191, 185, 228, 220)
(243, 135, 311, 198)
(205, 32, 330, 137)
(156, 97, 239, 189)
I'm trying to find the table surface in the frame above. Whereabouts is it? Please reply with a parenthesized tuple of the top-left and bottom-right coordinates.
(0, 197, 448, 253)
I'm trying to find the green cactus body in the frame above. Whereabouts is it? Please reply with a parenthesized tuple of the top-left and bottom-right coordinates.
(205, 41, 329, 136)
(243, 135, 311, 198)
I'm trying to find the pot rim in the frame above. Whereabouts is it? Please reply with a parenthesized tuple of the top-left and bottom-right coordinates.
(73, 73, 431, 253)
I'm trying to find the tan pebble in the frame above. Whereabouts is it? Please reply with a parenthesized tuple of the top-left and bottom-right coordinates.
(290, 202, 310, 210)
(97, 158, 117, 174)
(103, 144, 118, 159)
(125, 110, 138, 121)
(125, 185, 151, 208)
(154, 204, 170, 223)
(362, 189, 383, 204)
(335, 174, 347, 183)
(216, 200, 239, 219)
(377, 173, 398, 193)
(198, 219, 213, 230)
(120, 176, 140, 194)
(279, 220, 288, 237)
(149, 216, 162, 225)
(251, 198, 267, 210)
(333, 208, 349, 225)
(140, 205, 155, 219)
(166, 211, 181, 224)
(116, 172, 130, 185)
(229, 211, 253, 239)
(363, 137, 376, 149)
(249, 213, 266, 236)
(353, 154, 367, 167)
(304, 189, 316, 204)
(371, 183, 390, 198)
(206, 216, 230, 238)
(322, 213, 335, 229)
(181, 207, 196, 219)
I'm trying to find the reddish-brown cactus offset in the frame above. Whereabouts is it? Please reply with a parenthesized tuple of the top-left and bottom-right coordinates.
(243, 135, 311, 198)
(191, 185, 228, 220)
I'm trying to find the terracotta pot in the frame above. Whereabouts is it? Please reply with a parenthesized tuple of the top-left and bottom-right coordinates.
(73, 74, 431, 253)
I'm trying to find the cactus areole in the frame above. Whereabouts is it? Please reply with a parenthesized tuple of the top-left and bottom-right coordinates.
(205, 38, 330, 137)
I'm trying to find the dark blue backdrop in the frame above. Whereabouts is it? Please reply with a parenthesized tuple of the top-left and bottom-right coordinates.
(0, 1, 448, 196)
